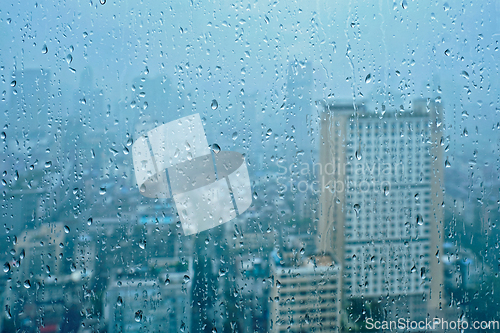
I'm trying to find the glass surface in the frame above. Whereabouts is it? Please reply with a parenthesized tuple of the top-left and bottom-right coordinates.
(1, 1, 499, 332)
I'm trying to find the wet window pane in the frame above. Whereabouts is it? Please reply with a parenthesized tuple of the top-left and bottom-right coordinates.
(1, 1, 499, 332)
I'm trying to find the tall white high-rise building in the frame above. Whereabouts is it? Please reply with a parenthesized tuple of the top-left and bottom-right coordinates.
(318, 100, 445, 320)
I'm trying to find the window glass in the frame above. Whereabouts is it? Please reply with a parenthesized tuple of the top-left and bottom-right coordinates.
(1, 1, 499, 332)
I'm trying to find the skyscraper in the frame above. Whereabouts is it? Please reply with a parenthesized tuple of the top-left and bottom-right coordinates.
(9, 69, 51, 136)
(318, 99, 445, 321)
(129, 74, 178, 133)
(285, 60, 314, 163)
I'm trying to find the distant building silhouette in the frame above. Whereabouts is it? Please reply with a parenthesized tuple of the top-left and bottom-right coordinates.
(130, 74, 179, 135)
(285, 60, 314, 164)
(9, 69, 50, 136)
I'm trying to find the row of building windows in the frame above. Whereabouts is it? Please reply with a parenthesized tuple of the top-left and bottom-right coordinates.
(349, 120, 429, 131)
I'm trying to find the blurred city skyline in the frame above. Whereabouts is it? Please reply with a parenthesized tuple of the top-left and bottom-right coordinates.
(1, 1, 500, 332)
(1, 0, 498, 159)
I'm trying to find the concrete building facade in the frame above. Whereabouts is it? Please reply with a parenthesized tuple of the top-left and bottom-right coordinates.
(269, 253, 341, 333)
(318, 100, 445, 321)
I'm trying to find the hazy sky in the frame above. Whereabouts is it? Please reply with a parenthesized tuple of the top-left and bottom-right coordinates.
(1, 0, 499, 165)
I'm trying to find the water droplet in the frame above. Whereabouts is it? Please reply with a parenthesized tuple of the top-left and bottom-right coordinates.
(266, 128, 273, 138)
(353, 203, 361, 217)
(64, 225, 70, 233)
(10, 80, 16, 87)
(443, 2, 450, 11)
(5, 305, 11, 319)
(445, 159, 451, 168)
(420, 267, 426, 279)
(461, 70, 469, 79)
(42, 44, 48, 54)
(444, 49, 451, 56)
(232, 131, 238, 140)
(183, 275, 190, 283)
(24, 280, 31, 289)
(45, 161, 52, 168)
(99, 187, 106, 195)
(416, 214, 424, 226)
(355, 150, 362, 161)
(365, 73, 372, 83)
(99, 0, 106, 4)
(383, 185, 389, 196)
(211, 99, 218, 110)
(253, 191, 258, 199)
(211, 143, 221, 154)
(411, 265, 417, 273)
(66, 54, 73, 64)
(135, 310, 143, 322)
(3, 263, 10, 273)
(87, 217, 93, 226)
(401, 0, 408, 9)
(0, 132, 5, 140)
(139, 240, 146, 249)
(70, 263, 77, 273)
(139, 184, 146, 193)
(116, 296, 123, 306)
(164, 278, 170, 285)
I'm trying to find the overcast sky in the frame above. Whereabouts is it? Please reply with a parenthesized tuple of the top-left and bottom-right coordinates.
(1, 0, 499, 166)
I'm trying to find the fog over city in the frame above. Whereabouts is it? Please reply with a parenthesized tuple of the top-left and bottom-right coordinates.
(0, 0, 499, 332)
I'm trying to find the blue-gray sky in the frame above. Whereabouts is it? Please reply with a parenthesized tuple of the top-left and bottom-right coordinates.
(1, 0, 499, 166)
